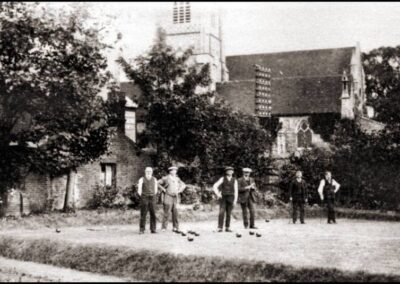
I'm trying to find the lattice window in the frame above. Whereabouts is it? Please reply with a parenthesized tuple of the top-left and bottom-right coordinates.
(297, 121, 312, 148)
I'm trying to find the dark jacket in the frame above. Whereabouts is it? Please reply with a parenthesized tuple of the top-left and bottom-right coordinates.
(238, 177, 257, 203)
(289, 179, 308, 203)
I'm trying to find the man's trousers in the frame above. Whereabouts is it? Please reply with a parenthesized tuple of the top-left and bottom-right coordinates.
(162, 194, 179, 230)
(326, 198, 336, 222)
(218, 195, 235, 229)
(292, 201, 305, 223)
(240, 198, 255, 228)
(139, 195, 157, 232)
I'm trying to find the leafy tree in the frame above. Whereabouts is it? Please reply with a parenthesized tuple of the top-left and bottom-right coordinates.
(363, 46, 400, 124)
(119, 28, 273, 184)
(281, 118, 400, 211)
(0, 2, 115, 212)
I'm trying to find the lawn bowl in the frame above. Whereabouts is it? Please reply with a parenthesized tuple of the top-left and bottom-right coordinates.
(181, 232, 187, 237)
(256, 233, 262, 237)
(187, 236, 194, 242)
(236, 233, 242, 238)
(249, 231, 255, 235)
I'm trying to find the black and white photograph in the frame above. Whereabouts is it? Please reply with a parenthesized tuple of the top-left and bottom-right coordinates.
(0, 1, 400, 282)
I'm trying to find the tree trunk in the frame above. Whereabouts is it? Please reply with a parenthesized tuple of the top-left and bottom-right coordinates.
(63, 169, 77, 212)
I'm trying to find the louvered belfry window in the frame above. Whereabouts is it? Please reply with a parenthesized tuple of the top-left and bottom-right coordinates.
(173, 2, 191, 24)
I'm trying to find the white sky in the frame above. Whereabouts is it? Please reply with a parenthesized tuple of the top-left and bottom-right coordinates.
(43, 1, 400, 75)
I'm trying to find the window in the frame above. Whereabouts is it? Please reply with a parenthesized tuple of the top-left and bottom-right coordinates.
(297, 121, 312, 148)
(101, 163, 116, 187)
(173, 2, 191, 24)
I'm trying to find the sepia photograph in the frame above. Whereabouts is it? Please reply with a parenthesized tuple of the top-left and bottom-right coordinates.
(0, 1, 400, 282)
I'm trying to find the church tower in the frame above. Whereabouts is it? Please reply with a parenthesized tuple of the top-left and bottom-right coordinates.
(160, 2, 229, 90)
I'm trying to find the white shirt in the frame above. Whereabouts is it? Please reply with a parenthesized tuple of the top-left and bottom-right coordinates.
(213, 176, 238, 202)
(137, 177, 158, 196)
(318, 179, 340, 198)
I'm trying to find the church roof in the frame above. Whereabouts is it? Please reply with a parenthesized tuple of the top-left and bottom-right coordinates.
(216, 76, 343, 116)
(226, 47, 355, 81)
(219, 47, 355, 116)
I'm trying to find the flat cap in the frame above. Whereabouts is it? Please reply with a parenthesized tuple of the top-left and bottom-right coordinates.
(243, 168, 252, 173)
(224, 166, 234, 172)
(168, 166, 178, 171)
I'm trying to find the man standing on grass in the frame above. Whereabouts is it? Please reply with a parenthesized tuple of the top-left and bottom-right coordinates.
(318, 171, 341, 224)
(159, 166, 186, 232)
(213, 166, 238, 232)
(137, 167, 158, 234)
(289, 170, 308, 224)
(238, 168, 258, 229)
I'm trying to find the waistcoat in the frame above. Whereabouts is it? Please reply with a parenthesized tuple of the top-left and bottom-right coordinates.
(221, 176, 235, 196)
(142, 177, 156, 196)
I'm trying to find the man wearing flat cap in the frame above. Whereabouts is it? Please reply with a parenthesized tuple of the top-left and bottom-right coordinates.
(213, 166, 238, 232)
(238, 168, 258, 229)
(159, 166, 186, 232)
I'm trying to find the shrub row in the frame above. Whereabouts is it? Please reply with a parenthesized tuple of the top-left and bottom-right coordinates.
(0, 236, 398, 282)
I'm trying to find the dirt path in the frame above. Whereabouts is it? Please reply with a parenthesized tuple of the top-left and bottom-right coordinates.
(0, 256, 131, 282)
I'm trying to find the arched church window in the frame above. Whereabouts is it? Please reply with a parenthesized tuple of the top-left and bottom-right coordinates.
(297, 121, 312, 148)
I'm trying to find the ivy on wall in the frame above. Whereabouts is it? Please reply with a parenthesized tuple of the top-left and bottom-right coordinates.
(309, 113, 341, 141)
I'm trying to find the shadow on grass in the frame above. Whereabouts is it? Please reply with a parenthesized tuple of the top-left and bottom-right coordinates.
(0, 236, 398, 282)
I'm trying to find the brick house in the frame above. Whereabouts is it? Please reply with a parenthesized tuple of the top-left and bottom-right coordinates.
(2, 88, 151, 215)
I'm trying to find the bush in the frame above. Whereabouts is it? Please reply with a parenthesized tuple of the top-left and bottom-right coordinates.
(179, 184, 217, 205)
(87, 184, 141, 210)
(120, 185, 141, 209)
(180, 185, 199, 205)
(256, 190, 285, 208)
(280, 119, 400, 211)
(87, 185, 120, 209)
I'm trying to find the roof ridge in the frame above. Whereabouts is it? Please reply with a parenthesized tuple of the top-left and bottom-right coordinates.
(218, 75, 345, 84)
(226, 46, 355, 58)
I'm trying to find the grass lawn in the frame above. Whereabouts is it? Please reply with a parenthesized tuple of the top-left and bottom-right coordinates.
(0, 218, 399, 281)
(1, 204, 399, 231)
(0, 257, 128, 282)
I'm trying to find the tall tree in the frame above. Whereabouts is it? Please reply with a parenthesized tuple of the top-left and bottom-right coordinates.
(119, 29, 273, 182)
(0, 2, 115, 211)
(363, 46, 400, 124)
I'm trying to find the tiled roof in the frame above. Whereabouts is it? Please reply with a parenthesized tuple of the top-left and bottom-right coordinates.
(218, 47, 355, 116)
(226, 47, 354, 81)
(217, 76, 343, 116)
